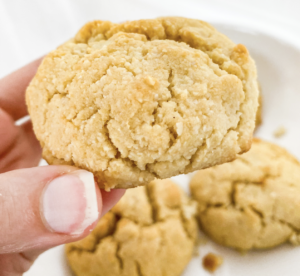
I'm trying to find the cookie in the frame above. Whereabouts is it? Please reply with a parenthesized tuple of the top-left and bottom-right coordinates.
(65, 179, 198, 276)
(190, 138, 300, 250)
(26, 17, 259, 189)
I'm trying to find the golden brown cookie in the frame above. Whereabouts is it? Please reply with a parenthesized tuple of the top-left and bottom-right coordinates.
(190, 139, 300, 250)
(26, 17, 259, 189)
(65, 179, 198, 276)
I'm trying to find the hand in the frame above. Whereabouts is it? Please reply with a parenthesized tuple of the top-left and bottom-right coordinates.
(0, 59, 125, 276)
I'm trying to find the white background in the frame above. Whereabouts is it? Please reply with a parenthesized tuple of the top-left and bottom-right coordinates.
(1, 0, 300, 78)
(1, 1, 300, 276)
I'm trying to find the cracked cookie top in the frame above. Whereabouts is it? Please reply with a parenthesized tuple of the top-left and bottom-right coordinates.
(190, 138, 300, 250)
(65, 179, 198, 276)
(26, 17, 259, 189)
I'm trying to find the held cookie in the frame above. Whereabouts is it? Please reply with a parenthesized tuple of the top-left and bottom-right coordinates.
(65, 179, 198, 276)
(190, 139, 300, 250)
(26, 17, 259, 189)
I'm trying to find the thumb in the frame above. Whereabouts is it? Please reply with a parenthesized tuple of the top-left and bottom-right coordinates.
(0, 165, 122, 254)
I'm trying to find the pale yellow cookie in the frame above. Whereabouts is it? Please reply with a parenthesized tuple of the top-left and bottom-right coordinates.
(26, 17, 259, 189)
(190, 138, 300, 250)
(65, 179, 198, 276)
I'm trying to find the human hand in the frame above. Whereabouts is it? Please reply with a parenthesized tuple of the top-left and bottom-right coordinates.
(0, 59, 125, 276)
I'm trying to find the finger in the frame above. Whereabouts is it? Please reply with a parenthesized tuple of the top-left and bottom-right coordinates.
(0, 189, 127, 276)
(0, 108, 19, 156)
(22, 189, 125, 263)
(0, 129, 41, 172)
(20, 119, 41, 159)
(0, 109, 41, 173)
(0, 253, 34, 276)
(101, 189, 126, 215)
(0, 165, 112, 254)
(0, 166, 124, 276)
(0, 58, 43, 121)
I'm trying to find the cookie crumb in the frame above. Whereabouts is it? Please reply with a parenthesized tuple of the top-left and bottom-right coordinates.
(202, 253, 223, 273)
(273, 126, 286, 138)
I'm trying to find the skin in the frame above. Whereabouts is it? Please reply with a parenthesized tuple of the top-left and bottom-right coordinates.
(0, 59, 125, 276)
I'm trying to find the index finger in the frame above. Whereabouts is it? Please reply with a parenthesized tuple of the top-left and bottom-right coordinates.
(0, 58, 43, 121)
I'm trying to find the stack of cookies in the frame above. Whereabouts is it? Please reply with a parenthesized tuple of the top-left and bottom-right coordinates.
(26, 16, 300, 276)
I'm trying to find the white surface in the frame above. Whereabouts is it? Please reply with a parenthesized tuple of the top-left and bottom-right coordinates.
(1, 0, 300, 78)
(25, 23, 300, 276)
(1, 0, 300, 275)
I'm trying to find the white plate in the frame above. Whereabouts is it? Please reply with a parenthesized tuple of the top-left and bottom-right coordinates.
(25, 23, 300, 276)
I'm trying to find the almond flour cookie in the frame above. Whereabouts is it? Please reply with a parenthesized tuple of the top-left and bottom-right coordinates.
(190, 139, 300, 250)
(65, 179, 198, 276)
(26, 17, 259, 189)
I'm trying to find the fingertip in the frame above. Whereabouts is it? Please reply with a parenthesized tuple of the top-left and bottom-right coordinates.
(0, 165, 124, 255)
(41, 170, 100, 236)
